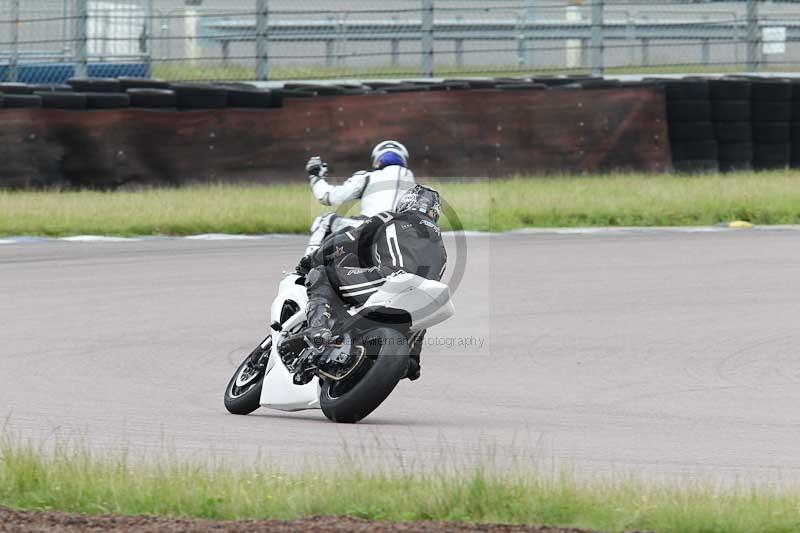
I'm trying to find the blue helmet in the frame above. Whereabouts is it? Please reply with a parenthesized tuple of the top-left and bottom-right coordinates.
(371, 140, 409, 169)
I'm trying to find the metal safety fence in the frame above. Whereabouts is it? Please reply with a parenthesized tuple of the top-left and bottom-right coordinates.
(0, 0, 799, 83)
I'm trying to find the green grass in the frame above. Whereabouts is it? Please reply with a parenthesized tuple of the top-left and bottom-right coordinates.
(2, 172, 800, 237)
(151, 62, 799, 82)
(2, 437, 800, 532)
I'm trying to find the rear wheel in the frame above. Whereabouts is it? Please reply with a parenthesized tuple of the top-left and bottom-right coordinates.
(224, 337, 271, 415)
(320, 328, 410, 424)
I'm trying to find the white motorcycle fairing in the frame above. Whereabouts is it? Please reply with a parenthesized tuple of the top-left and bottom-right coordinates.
(259, 272, 454, 412)
(260, 274, 320, 412)
(362, 273, 455, 332)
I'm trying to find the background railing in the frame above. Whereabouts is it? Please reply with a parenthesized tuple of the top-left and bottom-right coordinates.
(0, 0, 799, 83)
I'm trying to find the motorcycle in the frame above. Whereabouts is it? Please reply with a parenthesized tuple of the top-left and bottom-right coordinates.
(224, 271, 455, 423)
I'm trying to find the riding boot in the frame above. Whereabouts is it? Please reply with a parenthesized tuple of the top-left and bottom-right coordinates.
(304, 297, 335, 349)
(304, 266, 339, 349)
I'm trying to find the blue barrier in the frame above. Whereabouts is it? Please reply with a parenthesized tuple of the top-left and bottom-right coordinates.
(0, 63, 149, 84)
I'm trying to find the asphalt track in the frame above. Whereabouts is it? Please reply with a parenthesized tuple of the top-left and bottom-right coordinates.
(2, 230, 800, 481)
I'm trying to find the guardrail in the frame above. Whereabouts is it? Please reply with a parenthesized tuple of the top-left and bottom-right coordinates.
(198, 12, 800, 79)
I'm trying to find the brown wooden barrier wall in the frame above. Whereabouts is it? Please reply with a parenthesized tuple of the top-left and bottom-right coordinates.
(0, 87, 670, 189)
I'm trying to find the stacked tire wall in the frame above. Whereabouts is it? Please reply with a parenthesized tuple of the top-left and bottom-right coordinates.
(792, 80, 800, 169)
(751, 79, 792, 170)
(660, 76, 798, 173)
(661, 78, 718, 173)
(0, 76, 671, 189)
(709, 78, 752, 172)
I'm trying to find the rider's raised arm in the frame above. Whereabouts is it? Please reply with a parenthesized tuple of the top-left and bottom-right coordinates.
(311, 171, 369, 207)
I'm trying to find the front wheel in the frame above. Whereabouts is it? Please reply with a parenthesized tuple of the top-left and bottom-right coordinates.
(320, 328, 410, 423)
(224, 337, 271, 415)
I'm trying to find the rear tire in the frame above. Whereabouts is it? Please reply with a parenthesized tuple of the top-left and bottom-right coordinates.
(320, 328, 410, 424)
(224, 338, 271, 415)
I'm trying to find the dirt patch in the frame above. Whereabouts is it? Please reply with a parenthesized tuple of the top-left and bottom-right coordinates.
(0, 507, 636, 532)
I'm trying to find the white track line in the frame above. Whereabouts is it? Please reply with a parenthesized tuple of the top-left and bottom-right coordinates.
(2, 225, 800, 245)
(60, 235, 144, 243)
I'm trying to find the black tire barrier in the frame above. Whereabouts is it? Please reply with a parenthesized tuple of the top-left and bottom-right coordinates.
(85, 92, 130, 110)
(719, 159, 753, 173)
(620, 81, 663, 89)
(35, 91, 87, 110)
(532, 77, 580, 87)
(752, 121, 791, 144)
(68, 77, 122, 93)
(424, 81, 471, 91)
(792, 101, 800, 120)
(342, 88, 374, 95)
(277, 88, 318, 98)
(127, 88, 177, 108)
(667, 99, 712, 122)
(752, 101, 792, 122)
(671, 140, 718, 161)
(673, 159, 719, 174)
(33, 84, 73, 92)
(718, 141, 754, 162)
(709, 78, 751, 100)
(170, 83, 228, 109)
(669, 121, 715, 142)
(363, 81, 401, 89)
(283, 83, 345, 95)
(3, 94, 41, 108)
(714, 121, 752, 143)
(0, 82, 33, 94)
(379, 84, 429, 93)
(226, 87, 273, 108)
(269, 91, 283, 108)
(753, 142, 790, 170)
(118, 77, 170, 91)
(712, 100, 751, 122)
(578, 79, 622, 90)
(495, 83, 547, 91)
(444, 78, 497, 89)
(750, 79, 792, 102)
(791, 144, 800, 168)
(647, 78, 709, 100)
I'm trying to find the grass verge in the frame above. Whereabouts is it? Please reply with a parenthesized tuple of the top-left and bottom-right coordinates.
(1, 172, 800, 237)
(1, 437, 800, 532)
(150, 62, 799, 82)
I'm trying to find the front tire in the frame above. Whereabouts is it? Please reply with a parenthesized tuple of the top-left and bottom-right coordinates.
(224, 337, 270, 415)
(320, 328, 410, 423)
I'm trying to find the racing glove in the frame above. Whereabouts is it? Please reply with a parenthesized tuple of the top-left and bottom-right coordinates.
(306, 156, 329, 185)
(296, 254, 314, 276)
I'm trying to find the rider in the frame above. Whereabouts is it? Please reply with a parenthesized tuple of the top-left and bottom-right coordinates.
(296, 185, 447, 380)
(304, 140, 416, 255)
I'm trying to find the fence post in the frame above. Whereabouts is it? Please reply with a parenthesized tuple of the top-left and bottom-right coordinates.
(746, 0, 759, 72)
(256, 0, 269, 80)
(391, 16, 400, 67)
(590, 0, 604, 76)
(143, 0, 154, 77)
(565, 1, 582, 69)
(421, 0, 434, 78)
(75, 0, 89, 78)
(8, 0, 19, 82)
(522, 0, 535, 67)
